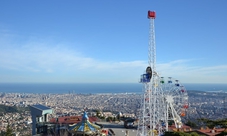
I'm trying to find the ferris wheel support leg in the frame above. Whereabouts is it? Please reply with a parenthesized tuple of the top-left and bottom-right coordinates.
(166, 104, 169, 131)
(170, 102, 182, 129)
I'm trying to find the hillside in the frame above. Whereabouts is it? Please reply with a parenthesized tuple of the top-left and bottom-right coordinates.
(0, 104, 18, 113)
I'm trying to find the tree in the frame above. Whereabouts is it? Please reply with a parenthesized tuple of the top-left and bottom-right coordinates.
(197, 118, 216, 129)
(5, 125, 13, 136)
(106, 117, 113, 122)
(185, 120, 197, 128)
(96, 110, 101, 117)
(190, 132, 200, 136)
(216, 130, 227, 136)
(173, 132, 190, 136)
(216, 119, 227, 128)
(113, 117, 116, 122)
(168, 120, 174, 126)
(0, 131, 6, 136)
(116, 114, 120, 120)
(164, 131, 200, 136)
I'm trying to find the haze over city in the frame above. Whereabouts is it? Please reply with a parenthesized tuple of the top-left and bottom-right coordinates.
(0, 0, 227, 83)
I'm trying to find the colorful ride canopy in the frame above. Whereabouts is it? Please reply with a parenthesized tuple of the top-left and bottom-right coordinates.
(69, 112, 101, 135)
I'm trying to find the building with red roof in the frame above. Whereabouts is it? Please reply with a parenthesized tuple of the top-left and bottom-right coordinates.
(49, 115, 98, 124)
(196, 127, 226, 136)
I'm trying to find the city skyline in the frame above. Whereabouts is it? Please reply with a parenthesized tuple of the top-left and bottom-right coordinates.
(0, 0, 227, 83)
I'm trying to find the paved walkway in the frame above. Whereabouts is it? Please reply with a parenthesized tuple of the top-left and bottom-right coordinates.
(98, 122, 137, 136)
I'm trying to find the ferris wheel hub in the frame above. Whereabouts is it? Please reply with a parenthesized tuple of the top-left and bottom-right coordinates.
(166, 95, 174, 103)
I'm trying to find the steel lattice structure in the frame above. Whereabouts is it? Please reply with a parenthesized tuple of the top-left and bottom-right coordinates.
(136, 11, 189, 136)
(136, 10, 164, 136)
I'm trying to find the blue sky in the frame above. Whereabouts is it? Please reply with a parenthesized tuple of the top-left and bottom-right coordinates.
(0, 0, 227, 83)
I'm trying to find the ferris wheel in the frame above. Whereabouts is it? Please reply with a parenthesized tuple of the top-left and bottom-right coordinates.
(160, 77, 189, 130)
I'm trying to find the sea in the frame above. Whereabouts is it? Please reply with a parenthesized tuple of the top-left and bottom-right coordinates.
(0, 83, 227, 94)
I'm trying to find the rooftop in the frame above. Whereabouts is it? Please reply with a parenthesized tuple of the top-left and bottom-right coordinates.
(31, 104, 52, 111)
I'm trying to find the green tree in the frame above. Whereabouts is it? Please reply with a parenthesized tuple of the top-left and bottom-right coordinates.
(185, 120, 197, 128)
(216, 119, 227, 128)
(197, 118, 217, 129)
(5, 125, 13, 136)
(168, 120, 174, 126)
(190, 132, 200, 136)
(164, 131, 200, 136)
(106, 117, 113, 122)
(216, 130, 227, 136)
(116, 114, 120, 120)
(173, 132, 190, 136)
(96, 110, 101, 117)
(113, 117, 116, 122)
(0, 131, 6, 136)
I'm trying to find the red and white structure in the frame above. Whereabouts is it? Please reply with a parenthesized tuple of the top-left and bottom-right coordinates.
(136, 11, 189, 136)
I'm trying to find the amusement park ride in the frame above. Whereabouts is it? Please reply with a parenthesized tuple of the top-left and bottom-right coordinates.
(136, 11, 189, 136)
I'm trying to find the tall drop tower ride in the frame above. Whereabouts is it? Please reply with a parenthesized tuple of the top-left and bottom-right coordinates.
(136, 11, 165, 136)
(136, 11, 189, 136)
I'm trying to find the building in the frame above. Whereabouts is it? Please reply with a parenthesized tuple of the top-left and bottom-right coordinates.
(30, 104, 53, 136)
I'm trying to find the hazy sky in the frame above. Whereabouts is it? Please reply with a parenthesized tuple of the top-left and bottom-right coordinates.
(0, 0, 227, 83)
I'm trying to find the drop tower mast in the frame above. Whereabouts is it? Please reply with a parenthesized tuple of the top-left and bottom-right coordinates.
(137, 11, 165, 136)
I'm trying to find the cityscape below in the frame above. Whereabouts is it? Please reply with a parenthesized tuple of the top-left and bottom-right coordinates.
(0, 85, 227, 135)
